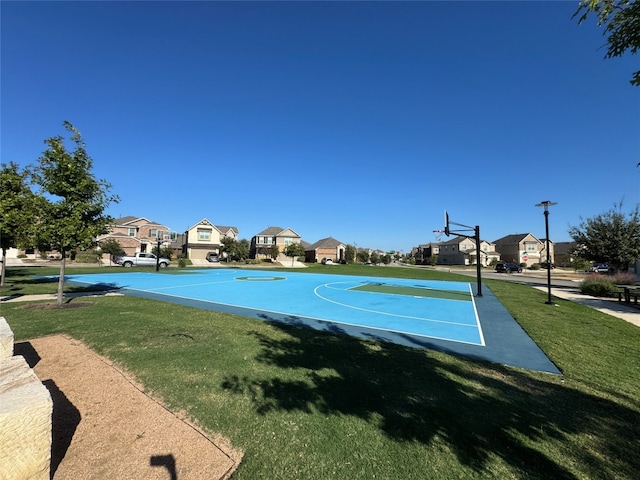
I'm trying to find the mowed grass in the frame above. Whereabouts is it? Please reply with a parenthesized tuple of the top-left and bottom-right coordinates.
(2, 265, 639, 479)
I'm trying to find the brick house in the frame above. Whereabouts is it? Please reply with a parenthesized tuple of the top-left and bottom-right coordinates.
(251, 226, 302, 262)
(493, 233, 553, 266)
(97, 216, 171, 259)
(304, 237, 346, 263)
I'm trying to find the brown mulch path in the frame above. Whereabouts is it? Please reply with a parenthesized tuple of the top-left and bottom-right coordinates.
(18, 335, 243, 480)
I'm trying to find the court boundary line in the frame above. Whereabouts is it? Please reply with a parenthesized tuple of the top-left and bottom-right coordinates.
(121, 286, 486, 347)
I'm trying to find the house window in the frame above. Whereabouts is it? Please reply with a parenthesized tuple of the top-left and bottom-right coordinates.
(198, 229, 211, 241)
(284, 238, 293, 246)
(128, 228, 136, 237)
(150, 229, 158, 238)
(525, 242, 537, 252)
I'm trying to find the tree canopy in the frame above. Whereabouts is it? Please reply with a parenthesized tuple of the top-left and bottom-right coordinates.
(283, 242, 305, 266)
(32, 121, 119, 304)
(568, 203, 640, 271)
(0, 162, 36, 286)
(574, 0, 640, 85)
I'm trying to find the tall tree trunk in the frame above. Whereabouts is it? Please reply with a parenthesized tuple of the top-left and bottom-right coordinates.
(0, 247, 6, 287)
(57, 252, 66, 306)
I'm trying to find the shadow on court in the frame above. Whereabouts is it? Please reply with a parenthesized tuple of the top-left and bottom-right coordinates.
(221, 321, 639, 479)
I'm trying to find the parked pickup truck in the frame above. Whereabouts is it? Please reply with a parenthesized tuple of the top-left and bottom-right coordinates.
(114, 252, 170, 268)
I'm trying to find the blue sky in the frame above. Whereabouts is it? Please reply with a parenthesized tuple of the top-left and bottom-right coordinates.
(2, 1, 638, 253)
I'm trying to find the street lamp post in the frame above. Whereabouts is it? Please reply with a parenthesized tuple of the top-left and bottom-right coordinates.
(535, 201, 557, 305)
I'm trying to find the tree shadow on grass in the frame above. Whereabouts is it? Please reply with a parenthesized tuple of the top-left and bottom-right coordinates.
(221, 321, 639, 479)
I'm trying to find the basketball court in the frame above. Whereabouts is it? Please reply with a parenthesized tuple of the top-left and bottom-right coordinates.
(66, 269, 560, 374)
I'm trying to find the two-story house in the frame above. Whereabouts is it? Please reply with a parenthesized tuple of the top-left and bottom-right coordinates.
(437, 236, 499, 266)
(251, 226, 302, 262)
(97, 216, 171, 257)
(178, 218, 238, 262)
(304, 237, 346, 263)
(493, 233, 553, 266)
(412, 243, 440, 265)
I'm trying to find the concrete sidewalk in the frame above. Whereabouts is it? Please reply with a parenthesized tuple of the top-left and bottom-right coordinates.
(536, 286, 640, 327)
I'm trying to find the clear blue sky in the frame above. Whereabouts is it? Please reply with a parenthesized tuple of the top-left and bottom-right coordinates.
(2, 1, 638, 253)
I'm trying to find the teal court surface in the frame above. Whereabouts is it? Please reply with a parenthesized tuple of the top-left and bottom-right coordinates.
(66, 269, 560, 374)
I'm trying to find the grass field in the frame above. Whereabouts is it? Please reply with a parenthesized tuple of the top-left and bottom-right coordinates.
(1, 264, 639, 479)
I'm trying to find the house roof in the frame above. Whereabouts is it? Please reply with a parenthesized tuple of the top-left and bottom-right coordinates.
(439, 235, 474, 246)
(307, 237, 345, 250)
(553, 241, 575, 254)
(493, 233, 541, 244)
(216, 225, 238, 235)
(255, 226, 301, 238)
(114, 216, 164, 227)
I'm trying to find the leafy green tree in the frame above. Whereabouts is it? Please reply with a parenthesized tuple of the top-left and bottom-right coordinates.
(269, 244, 280, 260)
(151, 245, 173, 260)
(344, 244, 356, 264)
(32, 121, 119, 305)
(370, 251, 381, 265)
(98, 238, 125, 266)
(236, 239, 250, 261)
(574, 0, 640, 85)
(221, 236, 237, 262)
(357, 250, 370, 263)
(0, 162, 36, 286)
(283, 242, 305, 266)
(568, 203, 640, 271)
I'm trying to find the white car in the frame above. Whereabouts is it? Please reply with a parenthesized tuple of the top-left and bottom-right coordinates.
(321, 258, 334, 265)
(589, 263, 609, 273)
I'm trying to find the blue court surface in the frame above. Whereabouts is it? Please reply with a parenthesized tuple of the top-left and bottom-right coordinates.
(67, 269, 560, 374)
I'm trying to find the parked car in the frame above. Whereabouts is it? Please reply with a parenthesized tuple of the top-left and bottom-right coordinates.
(206, 252, 219, 262)
(114, 252, 170, 268)
(321, 258, 334, 265)
(495, 262, 522, 273)
(589, 263, 609, 273)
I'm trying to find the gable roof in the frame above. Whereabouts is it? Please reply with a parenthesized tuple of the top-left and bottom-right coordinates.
(493, 233, 541, 244)
(307, 237, 345, 250)
(114, 216, 163, 226)
(255, 226, 300, 238)
(185, 218, 219, 232)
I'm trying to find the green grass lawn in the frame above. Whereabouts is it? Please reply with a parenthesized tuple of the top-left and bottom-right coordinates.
(1, 265, 639, 479)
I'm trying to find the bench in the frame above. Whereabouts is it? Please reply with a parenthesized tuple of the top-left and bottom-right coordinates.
(616, 285, 640, 305)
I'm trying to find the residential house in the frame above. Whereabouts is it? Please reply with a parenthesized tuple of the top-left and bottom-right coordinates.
(553, 241, 577, 267)
(305, 237, 346, 263)
(493, 233, 553, 266)
(251, 226, 302, 262)
(412, 243, 440, 265)
(179, 218, 239, 261)
(437, 236, 499, 266)
(97, 216, 171, 258)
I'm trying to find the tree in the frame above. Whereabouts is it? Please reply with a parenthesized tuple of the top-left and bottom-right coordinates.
(236, 239, 250, 261)
(283, 242, 305, 266)
(357, 250, 370, 264)
(344, 244, 356, 264)
(32, 121, 119, 305)
(220, 237, 249, 261)
(98, 238, 125, 266)
(0, 162, 36, 286)
(568, 202, 640, 271)
(269, 244, 280, 261)
(370, 251, 381, 265)
(574, 0, 640, 85)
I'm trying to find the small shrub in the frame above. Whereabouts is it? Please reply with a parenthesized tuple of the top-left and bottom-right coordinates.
(580, 274, 617, 297)
(529, 264, 541, 270)
(178, 257, 187, 267)
(74, 250, 101, 263)
(611, 272, 637, 286)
